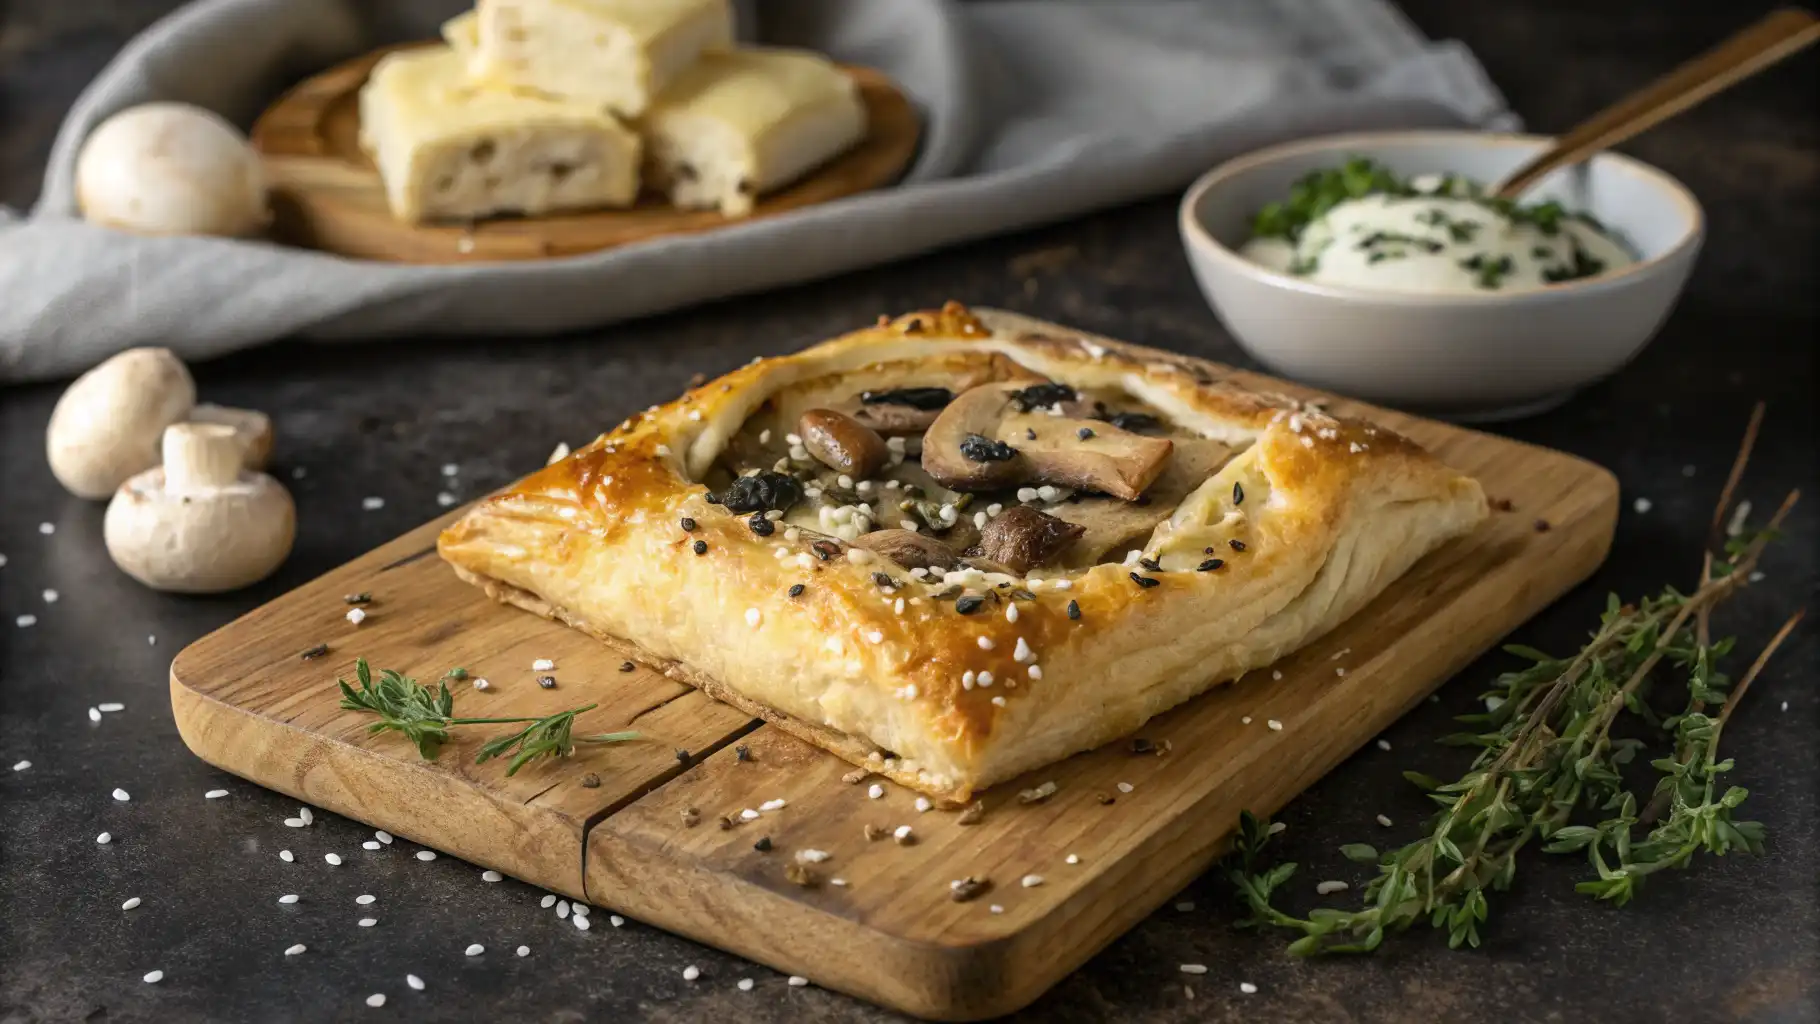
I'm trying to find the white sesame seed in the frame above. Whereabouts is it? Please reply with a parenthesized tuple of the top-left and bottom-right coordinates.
(574, 915, 591, 931)
(557, 900, 570, 919)
(1266, 719, 1283, 731)
(894, 825, 913, 841)
(441, 463, 460, 477)
(204, 788, 228, 799)
(416, 851, 436, 861)
(1271, 670, 1283, 680)
(473, 678, 490, 691)
(1633, 497, 1653, 514)
(143, 970, 163, 984)
(914, 797, 932, 813)
(1117, 782, 1134, 793)
(436, 492, 458, 508)
(745, 608, 762, 628)
(989, 904, 1004, 914)
(361, 497, 384, 511)
(895, 598, 906, 615)
(737, 978, 755, 992)
(278, 850, 292, 862)
(1783, 701, 1790, 712)
(465, 944, 484, 957)
(325, 853, 342, 866)
(1013, 637, 1032, 662)
(357, 894, 376, 905)
(376, 831, 392, 844)
(866, 630, 884, 644)
(516, 945, 530, 957)
(88, 707, 102, 723)
(788, 976, 808, 987)
(991, 695, 1007, 707)
(1316, 880, 1350, 894)
(868, 784, 885, 800)
(1241, 716, 1252, 724)
(977, 636, 994, 650)
(532, 658, 554, 671)
(112, 788, 130, 802)
(42, 589, 58, 603)
(572, 903, 589, 916)
(12, 761, 30, 772)
(759, 799, 787, 812)
(407, 974, 424, 990)
(39, 522, 54, 535)
(1240, 982, 1258, 994)
(346, 607, 366, 626)
(1335, 667, 1347, 677)
(978, 671, 994, 686)
(796, 849, 831, 864)
(1020, 874, 1044, 888)
(1377, 814, 1394, 827)
(1027, 664, 1043, 680)
(739, 808, 760, 821)
(1376, 739, 1391, 751)
(1180, 964, 1208, 975)
(1065, 853, 1080, 865)
(961, 670, 975, 689)
(279, 894, 299, 904)
(363, 841, 381, 850)
(96, 832, 111, 844)
(609, 915, 624, 927)
(122, 896, 142, 910)
(482, 870, 502, 883)
(285, 944, 306, 956)
(366, 994, 386, 1008)
(683, 966, 701, 981)
(1267, 822, 1287, 835)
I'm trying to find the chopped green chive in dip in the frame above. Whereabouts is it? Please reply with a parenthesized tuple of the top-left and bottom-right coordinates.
(1240, 158, 1635, 294)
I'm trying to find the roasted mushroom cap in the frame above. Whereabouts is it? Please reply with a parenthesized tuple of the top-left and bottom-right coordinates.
(920, 383, 1175, 500)
(976, 506, 1086, 574)
(797, 408, 890, 479)
(851, 529, 961, 571)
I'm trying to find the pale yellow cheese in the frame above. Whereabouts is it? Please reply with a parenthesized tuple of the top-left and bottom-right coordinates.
(641, 47, 868, 217)
(467, 0, 733, 117)
(358, 45, 641, 224)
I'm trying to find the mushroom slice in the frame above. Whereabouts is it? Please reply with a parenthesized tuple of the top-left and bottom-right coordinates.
(851, 529, 960, 571)
(797, 408, 889, 479)
(189, 404, 274, 471)
(921, 383, 1174, 500)
(975, 506, 1085, 574)
(1046, 437, 1239, 566)
(852, 387, 953, 436)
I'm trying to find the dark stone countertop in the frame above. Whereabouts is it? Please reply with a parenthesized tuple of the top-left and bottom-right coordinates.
(1, 2, 1815, 1022)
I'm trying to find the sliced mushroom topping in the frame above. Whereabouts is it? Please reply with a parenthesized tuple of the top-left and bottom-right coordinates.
(1045, 438, 1238, 566)
(850, 529, 961, 571)
(797, 408, 889, 479)
(861, 387, 954, 409)
(1098, 410, 1163, 433)
(922, 383, 1175, 500)
(849, 387, 954, 436)
(975, 506, 1085, 574)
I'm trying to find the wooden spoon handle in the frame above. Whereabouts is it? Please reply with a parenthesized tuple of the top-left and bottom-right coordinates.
(1493, 6, 1820, 200)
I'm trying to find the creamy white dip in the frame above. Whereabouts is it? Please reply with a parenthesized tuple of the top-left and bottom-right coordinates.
(1240, 171, 1635, 295)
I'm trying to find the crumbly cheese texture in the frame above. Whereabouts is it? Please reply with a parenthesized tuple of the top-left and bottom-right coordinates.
(463, 0, 733, 117)
(438, 304, 1489, 804)
(358, 45, 641, 223)
(641, 47, 867, 217)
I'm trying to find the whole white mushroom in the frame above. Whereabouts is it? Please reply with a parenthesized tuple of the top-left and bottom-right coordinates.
(75, 102, 269, 238)
(46, 348, 196, 499)
(104, 422, 296, 593)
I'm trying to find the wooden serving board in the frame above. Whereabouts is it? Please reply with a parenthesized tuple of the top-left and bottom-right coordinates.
(171, 312, 1619, 1020)
(250, 43, 921, 264)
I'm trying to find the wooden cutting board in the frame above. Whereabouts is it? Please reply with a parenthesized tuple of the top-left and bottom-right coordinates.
(249, 43, 921, 264)
(170, 311, 1618, 1021)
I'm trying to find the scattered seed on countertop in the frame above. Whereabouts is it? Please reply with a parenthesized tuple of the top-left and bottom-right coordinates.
(205, 789, 229, 799)
(12, 761, 29, 772)
(416, 851, 436, 861)
(1267, 822, 1287, 835)
(122, 897, 142, 911)
(325, 853, 342, 866)
(356, 894, 376, 905)
(285, 944, 306, 956)
(96, 832, 111, 844)
(39, 522, 54, 535)
(279, 894, 300, 904)
(1176, 901, 1194, 912)
(15, 615, 36, 628)
(915, 797, 932, 813)
(1020, 874, 1044, 888)
(359, 918, 378, 928)
(88, 707, 102, 723)
(1376, 739, 1391, 751)
(868, 784, 885, 800)
(278, 850, 292, 862)
(759, 798, 786, 812)
(574, 915, 591, 931)
(683, 965, 702, 981)
(482, 870, 502, 883)
(1116, 782, 1133, 794)
(1633, 497, 1653, 514)
(465, 944, 484, 957)
(738, 978, 755, 991)
(366, 994, 386, 1008)
(789, 976, 808, 987)
(893, 825, 916, 845)
(407, 974, 424, 990)
(375, 831, 392, 844)
(362, 497, 384, 511)
(1180, 964, 1208, 975)
(1266, 720, 1283, 731)
(1065, 853, 1080, 865)
(1377, 814, 1394, 827)
(346, 608, 367, 626)
(532, 658, 555, 671)
(557, 900, 570, 918)
(1316, 880, 1350, 894)
(363, 841, 381, 851)
(1240, 982, 1258, 994)
(516, 945, 530, 957)
(98, 702, 124, 713)
(112, 788, 130, 802)
(143, 971, 163, 984)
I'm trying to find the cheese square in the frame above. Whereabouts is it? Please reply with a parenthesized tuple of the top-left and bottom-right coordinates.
(642, 47, 868, 217)
(358, 45, 641, 224)
(467, 0, 734, 118)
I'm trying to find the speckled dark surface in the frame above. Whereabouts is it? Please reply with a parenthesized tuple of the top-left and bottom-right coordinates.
(1, 2, 1816, 1022)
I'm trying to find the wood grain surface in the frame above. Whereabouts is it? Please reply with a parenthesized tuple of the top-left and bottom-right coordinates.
(171, 310, 1618, 1021)
(248, 43, 922, 264)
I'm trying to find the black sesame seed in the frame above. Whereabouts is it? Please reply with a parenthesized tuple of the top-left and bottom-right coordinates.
(1077, 427, 1095, 440)
(1067, 600, 1081, 620)
(788, 584, 806, 598)
(343, 592, 372, 605)
(812, 540, 841, 561)
(693, 539, 709, 555)
(1229, 539, 1247, 552)
(1232, 481, 1245, 505)
(955, 595, 985, 615)
(537, 675, 557, 689)
(754, 836, 773, 852)
(1129, 572, 1160, 589)
(1197, 558, 1225, 572)
(299, 643, 330, 661)
(679, 517, 698, 532)
(748, 513, 775, 537)
(1138, 557, 1161, 572)
(735, 745, 751, 762)
(1204, 547, 1215, 554)
(1026, 428, 1038, 441)
(620, 661, 636, 672)
(872, 571, 898, 589)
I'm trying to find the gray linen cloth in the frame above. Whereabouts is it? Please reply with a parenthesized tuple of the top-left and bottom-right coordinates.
(0, 0, 1512, 383)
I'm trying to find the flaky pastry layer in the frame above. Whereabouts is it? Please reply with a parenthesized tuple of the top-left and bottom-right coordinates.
(438, 304, 1489, 803)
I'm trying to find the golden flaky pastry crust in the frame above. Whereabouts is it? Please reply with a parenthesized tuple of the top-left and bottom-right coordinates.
(438, 304, 1489, 803)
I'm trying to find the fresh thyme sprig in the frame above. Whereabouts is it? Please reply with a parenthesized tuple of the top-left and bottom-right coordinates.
(1225, 403, 1803, 955)
(337, 659, 638, 776)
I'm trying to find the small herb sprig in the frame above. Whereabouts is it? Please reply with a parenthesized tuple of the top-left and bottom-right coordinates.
(337, 659, 638, 776)
(1226, 403, 1803, 955)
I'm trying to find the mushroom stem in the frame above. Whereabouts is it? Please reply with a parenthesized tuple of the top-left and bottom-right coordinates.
(162, 423, 244, 492)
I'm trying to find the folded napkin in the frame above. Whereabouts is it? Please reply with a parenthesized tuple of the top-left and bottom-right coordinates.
(0, 0, 1512, 383)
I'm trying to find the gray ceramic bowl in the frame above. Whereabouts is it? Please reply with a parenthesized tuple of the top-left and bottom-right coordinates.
(1178, 131, 1704, 421)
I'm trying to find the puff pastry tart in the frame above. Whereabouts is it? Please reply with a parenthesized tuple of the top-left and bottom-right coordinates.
(438, 304, 1489, 803)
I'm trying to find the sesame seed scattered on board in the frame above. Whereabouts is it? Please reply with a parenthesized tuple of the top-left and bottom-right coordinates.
(325, 853, 343, 866)
(98, 702, 124, 713)
(738, 979, 755, 992)
(1116, 782, 1133, 794)
(516, 946, 530, 957)
(96, 832, 111, 844)
(279, 894, 299, 904)
(788, 976, 808, 987)
(1266, 720, 1283, 731)
(1020, 874, 1044, 888)
(278, 850, 292, 862)
(11, 761, 29, 772)
(1065, 854, 1079, 865)
(375, 830, 393, 845)
(465, 944, 484, 957)
(122, 897, 142, 911)
(142, 970, 163, 984)
(88, 707, 101, 723)
(356, 894, 376, 905)
(363, 841, 381, 850)
(1376, 739, 1391, 751)
(416, 851, 437, 861)
(868, 784, 885, 800)
(366, 994, 386, 1008)
(205, 789, 228, 799)
(683, 966, 701, 981)
(482, 870, 502, 883)
(406, 975, 424, 991)
(285, 944, 306, 956)
(111, 788, 130, 802)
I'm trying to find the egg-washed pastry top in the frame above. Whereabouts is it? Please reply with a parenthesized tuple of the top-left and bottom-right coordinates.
(438, 304, 1489, 804)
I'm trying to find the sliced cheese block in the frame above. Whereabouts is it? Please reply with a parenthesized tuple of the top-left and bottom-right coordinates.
(358, 45, 641, 224)
(642, 47, 868, 218)
(466, 0, 733, 118)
